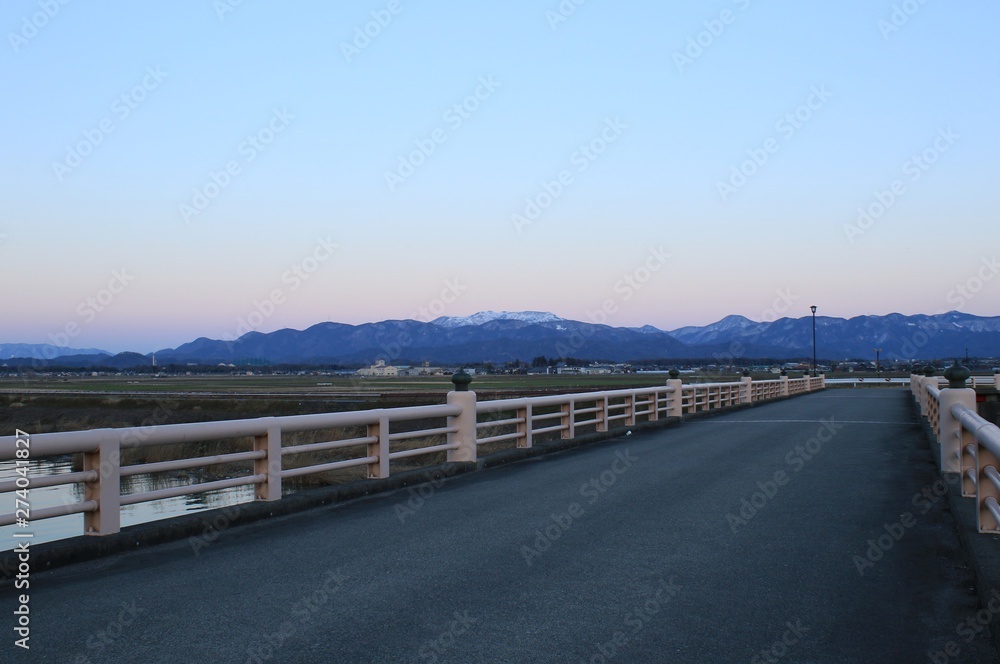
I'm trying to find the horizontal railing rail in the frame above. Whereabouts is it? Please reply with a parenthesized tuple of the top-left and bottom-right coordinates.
(1, 373, 824, 540)
(912, 370, 1000, 534)
(831, 375, 997, 387)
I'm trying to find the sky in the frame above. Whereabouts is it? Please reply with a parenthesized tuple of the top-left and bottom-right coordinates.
(2, 1, 998, 354)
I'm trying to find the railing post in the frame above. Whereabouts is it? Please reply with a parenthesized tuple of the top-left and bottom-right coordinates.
(779, 371, 789, 397)
(254, 420, 282, 501)
(938, 361, 975, 474)
(977, 433, 1000, 533)
(517, 403, 533, 448)
(919, 365, 936, 416)
(666, 370, 683, 419)
(561, 399, 576, 439)
(994, 370, 1000, 391)
(625, 394, 635, 426)
(83, 430, 121, 536)
(740, 373, 752, 404)
(367, 414, 390, 478)
(447, 371, 477, 463)
(962, 419, 988, 498)
(597, 395, 608, 432)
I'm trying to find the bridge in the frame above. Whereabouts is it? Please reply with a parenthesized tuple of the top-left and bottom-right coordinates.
(3, 372, 1000, 661)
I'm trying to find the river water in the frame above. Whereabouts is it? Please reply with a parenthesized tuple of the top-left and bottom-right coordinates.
(0, 457, 254, 551)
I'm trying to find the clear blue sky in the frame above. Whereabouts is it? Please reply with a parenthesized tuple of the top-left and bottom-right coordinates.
(2, 0, 997, 353)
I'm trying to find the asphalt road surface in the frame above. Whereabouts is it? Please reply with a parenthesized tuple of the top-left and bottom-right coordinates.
(3, 390, 996, 663)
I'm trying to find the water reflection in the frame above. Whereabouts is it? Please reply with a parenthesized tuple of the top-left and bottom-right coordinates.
(0, 457, 256, 551)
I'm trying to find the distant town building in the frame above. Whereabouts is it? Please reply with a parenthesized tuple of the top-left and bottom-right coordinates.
(398, 361, 446, 377)
(356, 360, 399, 377)
(555, 363, 624, 375)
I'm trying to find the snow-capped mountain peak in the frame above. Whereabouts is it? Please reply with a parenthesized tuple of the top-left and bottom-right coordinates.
(429, 311, 564, 328)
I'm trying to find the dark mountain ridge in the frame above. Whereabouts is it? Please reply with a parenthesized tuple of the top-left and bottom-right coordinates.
(4, 311, 998, 368)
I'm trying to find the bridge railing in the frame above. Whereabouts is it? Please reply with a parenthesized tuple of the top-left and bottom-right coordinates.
(475, 385, 678, 449)
(0, 373, 824, 539)
(912, 369, 1000, 534)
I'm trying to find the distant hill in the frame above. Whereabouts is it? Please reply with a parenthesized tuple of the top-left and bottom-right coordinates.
(1, 352, 149, 370)
(669, 311, 1000, 361)
(151, 310, 1000, 365)
(155, 317, 691, 365)
(0, 343, 111, 360)
(4, 311, 998, 369)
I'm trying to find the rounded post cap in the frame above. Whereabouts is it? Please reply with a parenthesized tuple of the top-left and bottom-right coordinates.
(943, 359, 970, 389)
(451, 370, 472, 391)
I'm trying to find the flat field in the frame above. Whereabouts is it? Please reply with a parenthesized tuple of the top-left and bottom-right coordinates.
(1, 372, 682, 396)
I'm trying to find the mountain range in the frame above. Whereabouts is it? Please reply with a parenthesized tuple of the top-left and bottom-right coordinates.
(4, 310, 1000, 368)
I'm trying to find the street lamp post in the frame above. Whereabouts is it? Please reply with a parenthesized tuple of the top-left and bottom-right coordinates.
(810, 305, 817, 376)
(874, 347, 882, 378)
